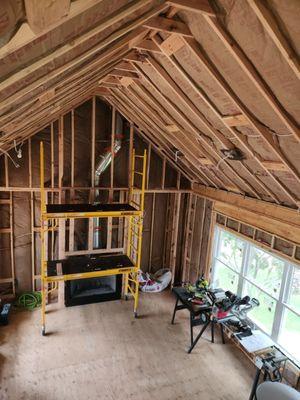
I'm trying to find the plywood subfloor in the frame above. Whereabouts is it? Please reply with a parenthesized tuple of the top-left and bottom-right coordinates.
(0, 291, 255, 400)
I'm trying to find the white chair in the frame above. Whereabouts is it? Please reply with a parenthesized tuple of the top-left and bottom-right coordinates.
(256, 381, 300, 400)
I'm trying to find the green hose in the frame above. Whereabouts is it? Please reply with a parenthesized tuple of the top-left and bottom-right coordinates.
(16, 292, 42, 310)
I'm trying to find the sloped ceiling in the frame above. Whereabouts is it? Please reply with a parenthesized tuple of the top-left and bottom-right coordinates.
(0, 0, 299, 208)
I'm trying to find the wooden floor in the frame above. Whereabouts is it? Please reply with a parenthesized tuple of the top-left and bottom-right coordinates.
(0, 290, 255, 400)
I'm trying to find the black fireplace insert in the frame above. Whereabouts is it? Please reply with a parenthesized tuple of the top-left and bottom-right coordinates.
(65, 274, 122, 307)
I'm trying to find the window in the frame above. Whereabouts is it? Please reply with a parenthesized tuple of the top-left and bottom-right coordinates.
(211, 226, 300, 362)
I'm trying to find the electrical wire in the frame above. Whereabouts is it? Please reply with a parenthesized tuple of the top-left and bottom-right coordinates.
(0, 147, 20, 168)
(216, 153, 231, 170)
(14, 139, 23, 158)
(227, 132, 294, 141)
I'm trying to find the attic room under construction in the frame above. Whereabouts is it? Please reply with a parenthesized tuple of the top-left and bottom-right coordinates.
(0, 1, 300, 399)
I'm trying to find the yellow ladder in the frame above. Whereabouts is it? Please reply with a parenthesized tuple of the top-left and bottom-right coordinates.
(125, 149, 147, 317)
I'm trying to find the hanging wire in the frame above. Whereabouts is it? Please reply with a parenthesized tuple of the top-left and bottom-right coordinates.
(216, 153, 231, 170)
(0, 147, 20, 168)
(14, 140, 23, 158)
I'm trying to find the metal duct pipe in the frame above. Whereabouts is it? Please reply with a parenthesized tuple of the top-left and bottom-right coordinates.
(94, 114, 123, 248)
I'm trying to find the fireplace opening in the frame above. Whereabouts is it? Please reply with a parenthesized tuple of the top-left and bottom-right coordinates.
(65, 274, 122, 307)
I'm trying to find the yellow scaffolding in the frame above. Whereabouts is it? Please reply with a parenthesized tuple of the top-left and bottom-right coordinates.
(40, 142, 147, 335)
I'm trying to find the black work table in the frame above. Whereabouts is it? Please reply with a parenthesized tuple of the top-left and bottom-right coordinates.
(46, 203, 137, 213)
(47, 254, 134, 277)
(171, 287, 225, 353)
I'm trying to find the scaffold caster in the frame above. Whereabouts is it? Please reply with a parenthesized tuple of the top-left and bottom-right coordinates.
(41, 326, 46, 336)
(134, 311, 138, 318)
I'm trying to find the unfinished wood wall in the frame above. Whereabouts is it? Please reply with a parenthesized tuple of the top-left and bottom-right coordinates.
(0, 96, 213, 297)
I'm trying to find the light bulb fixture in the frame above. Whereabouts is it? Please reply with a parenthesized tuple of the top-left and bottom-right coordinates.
(14, 140, 23, 159)
(220, 148, 245, 161)
(171, 147, 184, 162)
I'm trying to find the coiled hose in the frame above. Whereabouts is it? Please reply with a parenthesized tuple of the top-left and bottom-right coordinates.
(16, 292, 42, 310)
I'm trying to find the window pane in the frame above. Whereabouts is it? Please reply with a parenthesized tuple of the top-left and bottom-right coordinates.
(279, 308, 300, 362)
(213, 260, 239, 293)
(217, 231, 244, 272)
(244, 282, 276, 334)
(286, 267, 300, 314)
(246, 247, 284, 299)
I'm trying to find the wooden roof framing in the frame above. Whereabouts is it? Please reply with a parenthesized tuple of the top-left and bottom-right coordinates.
(0, 0, 300, 211)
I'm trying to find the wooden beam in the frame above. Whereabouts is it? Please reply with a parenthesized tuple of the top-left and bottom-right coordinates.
(170, 193, 181, 284)
(1, 54, 124, 148)
(123, 51, 149, 64)
(102, 76, 121, 84)
(203, 15, 300, 142)
(222, 114, 249, 127)
(182, 37, 300, 205)
(148, 193, 156, 271)
(247, 0, 300, 80)
(261, 161, 289, 172)
(24, 0, 71, 34)
(143, 16, 193, 37)
(105, 93, 199, 183)
(165, 124, 180, 132)
(115, 61, 137, 72)
(166, 0, 215, 16)
(199, 158, 213, 165)
(94, 88, 111, 96)
(58, 115, 64, 192)
(133, 39, 162, 53)
(0, 0, 24, 45)
(38, 88, 56, 104)
(153, 35, 282, 206)
(91, 96, 96, 191)
(112, 89, 205, 178)
(0, 0, 114, 56)
(0, 1, 168, 112)
(109, 70, 140, 80)
(111, 106, 116, 191)
(214, 202, 300, 246)
(193, 183, 300, 242)
(130, 70, 236, 189)
(115, 85, 220, 187)
(0, 44, 129, 135)
(160, 33, 185, 56)
(119, 77, 134, 88)
(146, 55, 263, 198)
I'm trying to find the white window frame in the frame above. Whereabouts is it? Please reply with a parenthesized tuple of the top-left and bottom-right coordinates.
(211, 226, 300, 361)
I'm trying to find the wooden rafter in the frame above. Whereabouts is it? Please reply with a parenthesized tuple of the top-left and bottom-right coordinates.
(0, 56, 123, 150)
(24, 0, 71, 34)
(152, 34, 282, 204)
(144, 55, 264, 198)
(180, 36, 300, 206)
(143, 16, 193, 37)
(110, 87, 215, 186)
(0, 0, 299, 213)
(121, 85, 222, 187)
(202, 15, 300, 143)
(247, 0, 300, 80)
(166, 0, 214, 16)
(103, 93, 199, 183)
(1, 53, 125, 137)
(126, 82, 231, 189)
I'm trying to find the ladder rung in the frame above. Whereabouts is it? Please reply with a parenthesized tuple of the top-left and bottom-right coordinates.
(130, 241, 139, 251)
(131, 200, 140, 207)
(130, 221, 141, 227)
(134, 155, 145, 159)
(134, 171, 143, 176)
